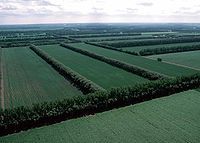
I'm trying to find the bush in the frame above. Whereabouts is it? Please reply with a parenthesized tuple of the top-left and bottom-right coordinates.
(157, 58, 162, 62)
(30, 44, 104, 94)
(60, 43, 164, 80)
(0, 73, 200, 136)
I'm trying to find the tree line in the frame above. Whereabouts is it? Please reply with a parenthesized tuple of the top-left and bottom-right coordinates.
(30, 44, 104, 94)
(139, 44, 200, 56)
(101, 37, 200, 48)
(60, 43, 164, 80)
(0, 73, 199, 136)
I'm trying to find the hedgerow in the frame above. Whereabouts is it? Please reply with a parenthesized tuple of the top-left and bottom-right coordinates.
(139, 44, 200, 56)
(60, 43, 164, 80)
(102, 37, 200, 48)
(0, 74, 199, 136)
(30, 44, 104, 94)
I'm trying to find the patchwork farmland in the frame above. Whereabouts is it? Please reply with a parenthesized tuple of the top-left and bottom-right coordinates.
(0, 23, 200, 143)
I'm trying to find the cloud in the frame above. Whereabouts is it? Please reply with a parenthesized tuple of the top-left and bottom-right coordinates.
(137, 2, 153, 6)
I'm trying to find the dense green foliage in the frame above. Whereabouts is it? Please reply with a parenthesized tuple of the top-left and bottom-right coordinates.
(102, 37, 200, 48)
(139, 44, 200, 55)
(1, 90, 200, 143)
(0, 74, 199, 136)
(30, 45, 104, 94)
(86, 42, 139, 55)
(2, 48, 82, 109)
(61, 43, 163, 80)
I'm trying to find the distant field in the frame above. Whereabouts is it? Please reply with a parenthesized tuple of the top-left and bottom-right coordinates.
(1, 47, 82, 109)
(1, 90, 200, 143)
(39, 45, 148, 89)
(121, 42, 200, 53)
(69, 43, 199, 77)
(148, 51, 200, 70)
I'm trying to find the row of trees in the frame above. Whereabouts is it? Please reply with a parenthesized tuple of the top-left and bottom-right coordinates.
(85, 42, 139, 55)
(30, 45, 104, 94)
(61, 43, 164, 80)
(139, 44, 200, 56)
(0, 73, 199, 136)
(70, 33, 141, 39)
(102, 37, 200, 48)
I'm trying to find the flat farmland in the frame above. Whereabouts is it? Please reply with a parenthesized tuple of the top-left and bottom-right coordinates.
(121, 42, 200, 53)
(1, 47, 82, 109)
(148, 51, 200, 70)
(1, 90, 200, 143)
(68, 43, 199, 77)
(39, 45, 148, 89)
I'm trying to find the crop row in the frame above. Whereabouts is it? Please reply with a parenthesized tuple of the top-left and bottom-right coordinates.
(102, 37, 200, 48)
(139, 44, 200, 56)
(0, 73, 199, 136)
(30, 44, 104, 94)
(61, 43, 164, 80)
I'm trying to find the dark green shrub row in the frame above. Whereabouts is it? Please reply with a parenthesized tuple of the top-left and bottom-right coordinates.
(139, 44, 200, 56)
(30, 44, 104, 94)
(102, 37, 200, 48)
(70, 33, 141, 38)
(0, 74, 200, 136)
(85, 42, 139, 56)
(61, 43, 165, 80)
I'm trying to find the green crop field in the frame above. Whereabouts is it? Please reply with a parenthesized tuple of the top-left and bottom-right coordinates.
(148, 51, 200, 70)
(121, 42, 200, 53)
(68, 43, 199, 77)
(1, 47, 82, 109)
(1, 90, 200, 143)
(39, 45, 148, 89)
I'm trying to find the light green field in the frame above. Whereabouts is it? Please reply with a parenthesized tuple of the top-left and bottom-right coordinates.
(1, 90, 200, 143)
(148, 51, 200, 70)
(39, 45, 148, 89)
(1, 47, 82, 109)
(69, 43, 199, 77)
(121, 42, 200, 53)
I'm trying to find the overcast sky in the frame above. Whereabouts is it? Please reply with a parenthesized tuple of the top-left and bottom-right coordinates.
(0, 0, 200, 24)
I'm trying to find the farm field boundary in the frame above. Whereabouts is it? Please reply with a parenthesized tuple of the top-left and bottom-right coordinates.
(60, 43, 165, 80)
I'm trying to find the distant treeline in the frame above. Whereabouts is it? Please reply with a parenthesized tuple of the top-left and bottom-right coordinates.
(102, 37, 200, 48)
(70, 33, 141, 39)
(30, 44, 104, 94)
(139, 44, 200, 56)
(61, 43, 165, 80)
(0, 73, 199, 136)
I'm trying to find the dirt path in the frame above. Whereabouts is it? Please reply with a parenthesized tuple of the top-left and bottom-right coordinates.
(163, 61, 200, 72)
(0, 48, 5, 110)
(145, 56, 200, 72)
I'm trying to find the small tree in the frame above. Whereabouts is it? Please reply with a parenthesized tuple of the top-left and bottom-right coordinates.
(157, 58, 162, 62)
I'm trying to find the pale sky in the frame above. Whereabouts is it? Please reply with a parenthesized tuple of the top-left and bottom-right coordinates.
(0, 0, 200, 24)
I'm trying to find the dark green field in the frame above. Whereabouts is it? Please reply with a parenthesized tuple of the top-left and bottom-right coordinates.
(68, 43, 199, 77)
(1, 47, 82, 109)
(39, 45, 148, 89)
